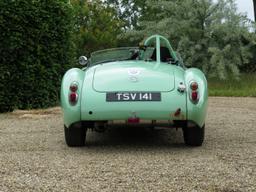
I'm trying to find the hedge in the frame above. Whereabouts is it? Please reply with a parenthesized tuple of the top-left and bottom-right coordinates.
(0, 0, 74, 112)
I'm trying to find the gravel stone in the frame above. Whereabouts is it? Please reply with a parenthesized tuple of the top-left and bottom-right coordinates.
(0, 97, 256, 192)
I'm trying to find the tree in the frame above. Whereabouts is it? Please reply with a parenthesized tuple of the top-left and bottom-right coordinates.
(106, 0, 146, 30)
(122, 0, 256, 79)
(71, 0, 122, 56)
(0, 0, 74, 112)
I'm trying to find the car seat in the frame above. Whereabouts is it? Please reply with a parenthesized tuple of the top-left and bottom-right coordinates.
(151, 47, 172, 62)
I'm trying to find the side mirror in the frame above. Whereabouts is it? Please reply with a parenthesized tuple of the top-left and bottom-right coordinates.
(79, 56, 88, 66)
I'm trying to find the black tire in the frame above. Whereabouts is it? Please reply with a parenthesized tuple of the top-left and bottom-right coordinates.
(183, 124, 205, 146)
(64, 123, 86, 147)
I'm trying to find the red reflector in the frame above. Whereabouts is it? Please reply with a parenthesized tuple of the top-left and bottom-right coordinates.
(191, 91, 198, 101)
(128, 118, 140, 124)
(174, 108, 181, 117)
(69, 92, 78, 103)
(190, 82, 198, 90)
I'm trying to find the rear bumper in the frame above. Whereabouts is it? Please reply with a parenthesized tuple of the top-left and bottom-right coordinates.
(63, 108, 187, 128)
(66, 120, 194, 129)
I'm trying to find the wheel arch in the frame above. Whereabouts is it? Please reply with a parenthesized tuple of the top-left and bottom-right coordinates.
(185, 68, 208, 127)
(61, 68, 85, 127)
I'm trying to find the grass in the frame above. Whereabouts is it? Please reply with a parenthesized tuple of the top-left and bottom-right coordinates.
(208, 73, 256, 97)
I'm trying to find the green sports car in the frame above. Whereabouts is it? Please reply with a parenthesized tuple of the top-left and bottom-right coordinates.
(61, 35, 208, 147)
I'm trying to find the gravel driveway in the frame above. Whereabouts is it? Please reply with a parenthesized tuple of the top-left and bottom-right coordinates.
(0, 97, 255, 192)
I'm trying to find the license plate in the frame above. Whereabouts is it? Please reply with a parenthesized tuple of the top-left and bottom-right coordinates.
(106, 92, 161, 102)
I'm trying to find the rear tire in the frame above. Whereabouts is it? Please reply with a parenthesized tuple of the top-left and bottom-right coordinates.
(183, 124, 205, 146)
(64, 123, 86, 147)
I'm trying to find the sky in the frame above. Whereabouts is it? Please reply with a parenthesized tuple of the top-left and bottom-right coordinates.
(236, 0, 254, 21)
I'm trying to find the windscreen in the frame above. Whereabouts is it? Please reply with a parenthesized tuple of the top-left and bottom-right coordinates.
(90, 47, 138, 66)
(88, 45, 175, 66)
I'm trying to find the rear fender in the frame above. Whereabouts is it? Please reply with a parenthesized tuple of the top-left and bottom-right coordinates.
(185, 68, 208, 127)
(61, 68, 85, 127)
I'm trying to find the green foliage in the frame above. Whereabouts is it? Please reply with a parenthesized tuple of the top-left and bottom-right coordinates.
(106, 0, 146, 29)
(71, 0, 122, 56)
(122, 0, 256, 79)
(0, 0, 74, 112)
(208, 73, 256, 97)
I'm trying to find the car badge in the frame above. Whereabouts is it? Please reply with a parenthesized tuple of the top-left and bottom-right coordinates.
(128, 68, 141, 76)
(129, 76, 138, 82)
(128, 68, 140, 83)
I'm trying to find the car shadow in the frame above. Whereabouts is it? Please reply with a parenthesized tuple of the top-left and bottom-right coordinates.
(84, 127, 187, 149)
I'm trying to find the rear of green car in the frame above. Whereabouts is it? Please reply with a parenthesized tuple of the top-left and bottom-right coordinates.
(61, 35, 208, 147)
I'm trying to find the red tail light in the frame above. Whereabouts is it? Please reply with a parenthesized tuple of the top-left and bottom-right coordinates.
(191, 91, 198, 101)
(190, 81, 199, 102)
(70, 82, 78, 92)
(190, 82, 198, 90)
(69, 92, 78, 104)
(69, 82, 78, 105)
